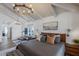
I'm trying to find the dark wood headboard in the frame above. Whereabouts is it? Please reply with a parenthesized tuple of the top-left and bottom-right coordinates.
(41, 32, 66, 43)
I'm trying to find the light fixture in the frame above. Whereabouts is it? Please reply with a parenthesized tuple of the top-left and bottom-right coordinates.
(16, 8, 20, 11)
(13, 4, 34, 15)
(29, 4, 32, 8)
(23, 10, 25, 13)
(12, 4, 15, 7)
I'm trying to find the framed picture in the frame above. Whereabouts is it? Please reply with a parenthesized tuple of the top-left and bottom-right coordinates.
(43, 21, 58, 30)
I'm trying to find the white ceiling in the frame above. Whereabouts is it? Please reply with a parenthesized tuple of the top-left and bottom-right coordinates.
(52, 3, 79, 12)
(0, 3, 79, 26)
(1, 3, 56, 22)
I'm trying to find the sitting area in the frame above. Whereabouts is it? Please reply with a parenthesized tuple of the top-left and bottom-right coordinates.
(13, 36, 36, 45)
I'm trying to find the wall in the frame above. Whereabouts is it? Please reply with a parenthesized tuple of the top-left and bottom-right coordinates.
(0, 12, 23, 42)
(0, 13, 14, 42)
(10, 23, 22, 40)
(69, 12, 79, 43)
(25, 12, 79, 44)
(25, 12, 73, 34)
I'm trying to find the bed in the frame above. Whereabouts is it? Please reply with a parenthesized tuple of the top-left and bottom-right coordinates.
(7, 33, 66, 56)
(17, 40, 65, 56)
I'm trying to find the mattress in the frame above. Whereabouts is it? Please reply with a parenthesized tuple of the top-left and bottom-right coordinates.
(18, 40, 65, 56)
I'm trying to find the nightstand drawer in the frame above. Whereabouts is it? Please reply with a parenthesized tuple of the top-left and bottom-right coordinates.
(66, 51, 79, 56)
(66, 47, 79, 53)
(66, 44, 79, 56)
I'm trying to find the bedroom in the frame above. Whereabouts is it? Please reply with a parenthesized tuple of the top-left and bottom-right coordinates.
(0, 3, 79, 56)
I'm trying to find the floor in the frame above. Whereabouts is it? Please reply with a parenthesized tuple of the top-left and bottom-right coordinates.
(0, 39, 16, 56)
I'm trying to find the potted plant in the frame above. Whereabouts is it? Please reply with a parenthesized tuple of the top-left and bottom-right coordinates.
(73, 39, 79, 44)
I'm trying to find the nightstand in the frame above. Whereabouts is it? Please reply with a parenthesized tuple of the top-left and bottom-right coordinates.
(65, 43, 79, 56)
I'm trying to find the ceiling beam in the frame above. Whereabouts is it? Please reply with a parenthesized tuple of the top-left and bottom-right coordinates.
(52, 3, 79, 12)
(51, 4, 57, 16)
(1, 4, 42, 22)
(1, 4, 28, 24)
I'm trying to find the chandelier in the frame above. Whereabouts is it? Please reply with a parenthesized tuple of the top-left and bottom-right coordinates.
(12, 4, 34, 15)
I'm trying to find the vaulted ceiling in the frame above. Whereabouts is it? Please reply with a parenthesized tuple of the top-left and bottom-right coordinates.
(1, 3, 56, 22)
(0, 3, 79, 26)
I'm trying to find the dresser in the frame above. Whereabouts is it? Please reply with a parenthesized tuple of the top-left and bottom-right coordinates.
(65, 43, 79, 56)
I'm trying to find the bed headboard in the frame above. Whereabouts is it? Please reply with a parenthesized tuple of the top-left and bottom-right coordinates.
(41, 32, 66, 43)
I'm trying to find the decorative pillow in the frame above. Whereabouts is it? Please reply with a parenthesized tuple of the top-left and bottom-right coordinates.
(47, 35, 55, 45)
(40, 35, 47, 43)
(54, 35, 60, 44)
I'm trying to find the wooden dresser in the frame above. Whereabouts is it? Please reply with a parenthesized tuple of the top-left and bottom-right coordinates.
(65, 43, 79, 56)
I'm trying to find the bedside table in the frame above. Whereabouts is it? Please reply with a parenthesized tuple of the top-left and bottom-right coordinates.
(65, 43, 79, 56)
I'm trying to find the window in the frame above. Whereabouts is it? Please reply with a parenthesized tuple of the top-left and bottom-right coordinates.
(24, 24, 34, 36)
